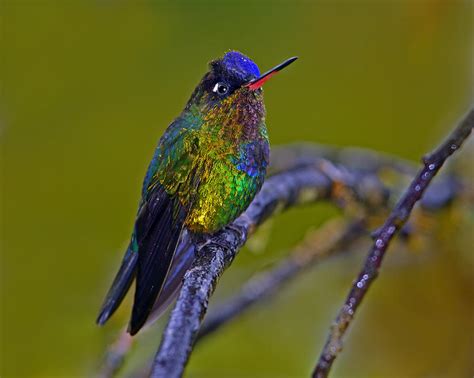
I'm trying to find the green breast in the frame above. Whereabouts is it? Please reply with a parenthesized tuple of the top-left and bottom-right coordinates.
(184, 155, 263, 233)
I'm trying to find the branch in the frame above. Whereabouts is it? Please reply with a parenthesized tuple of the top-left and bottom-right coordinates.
(150, 167, 334, 378)
(191, 174, 466, 343)
(196, 218, 367, 342)
(268, 144, 417, 177)
(313, 108, 473, 377)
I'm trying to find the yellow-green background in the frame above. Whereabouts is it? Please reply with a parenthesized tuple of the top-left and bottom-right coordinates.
(2, 1, 473, 377)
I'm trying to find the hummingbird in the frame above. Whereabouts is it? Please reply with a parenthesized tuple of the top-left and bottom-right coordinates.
(97, 51, 297, 335)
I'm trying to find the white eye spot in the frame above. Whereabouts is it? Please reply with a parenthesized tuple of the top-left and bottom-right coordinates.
(212, 82, 229, 95)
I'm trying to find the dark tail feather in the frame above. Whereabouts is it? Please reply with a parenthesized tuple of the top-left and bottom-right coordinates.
(129, 195, 186, 335)
(97, 247, 138, 325)
(143, 230, 195, 328)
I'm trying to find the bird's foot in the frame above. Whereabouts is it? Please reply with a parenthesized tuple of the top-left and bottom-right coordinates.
(194, 223, 246, 255)
(224, 223, 248, 243)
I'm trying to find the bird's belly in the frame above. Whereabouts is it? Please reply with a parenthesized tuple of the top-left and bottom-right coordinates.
(184, 159, 263, 234)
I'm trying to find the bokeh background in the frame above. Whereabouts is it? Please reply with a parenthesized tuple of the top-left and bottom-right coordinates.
(2, 1, 473, 377)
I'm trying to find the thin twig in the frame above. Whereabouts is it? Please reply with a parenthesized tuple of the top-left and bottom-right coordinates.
(313, 108, 473, 378)
(269, 144, 417, 177)
(196, 218, 367, 341)
(98, 329, 133, 378)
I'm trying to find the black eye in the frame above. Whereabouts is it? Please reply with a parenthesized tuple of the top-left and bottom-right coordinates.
(212, 82, 229, 96)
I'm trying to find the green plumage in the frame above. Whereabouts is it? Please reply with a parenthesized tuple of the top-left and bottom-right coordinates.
(97, 51, 296, 335)
(144, 89, 268, 234)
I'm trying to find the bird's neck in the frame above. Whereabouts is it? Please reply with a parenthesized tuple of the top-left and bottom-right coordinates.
(185, 91, 267, 145)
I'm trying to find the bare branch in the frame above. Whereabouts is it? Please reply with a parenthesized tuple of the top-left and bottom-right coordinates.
(313, 108, 473, 378)
(197, 218, 367, 342)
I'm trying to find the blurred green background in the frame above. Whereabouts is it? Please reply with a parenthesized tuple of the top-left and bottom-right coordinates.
(2, 0, 473, 377)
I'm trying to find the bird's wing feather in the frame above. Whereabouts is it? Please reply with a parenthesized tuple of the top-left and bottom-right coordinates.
(145, 230, 195, 326)
(129, 184, 187, 335)
(97, 116, 200, 330)
(129, 116, 201, 335)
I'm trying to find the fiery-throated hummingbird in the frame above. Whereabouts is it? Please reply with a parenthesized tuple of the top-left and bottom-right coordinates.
(97, 51, 297, 335)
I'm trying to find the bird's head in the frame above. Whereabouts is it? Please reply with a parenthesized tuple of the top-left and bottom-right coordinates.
(185, 51, 297, 123)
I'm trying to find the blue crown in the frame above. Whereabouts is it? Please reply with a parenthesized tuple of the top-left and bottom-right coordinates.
(222, 51, 260, 81)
